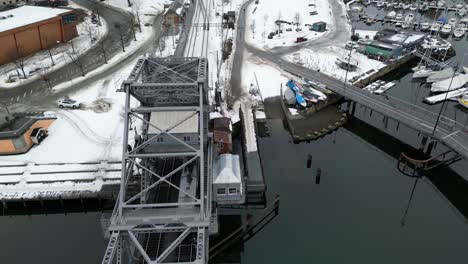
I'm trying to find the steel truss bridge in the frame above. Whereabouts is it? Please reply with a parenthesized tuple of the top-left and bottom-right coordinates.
(102, 57, 212, 264)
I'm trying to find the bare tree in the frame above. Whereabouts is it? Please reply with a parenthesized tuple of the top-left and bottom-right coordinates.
(114, 23, 126, 52)
(294, 12, 301, 30)
(276, 11, 282, 37)
(250, 19, 256, 38)
(14, 45, 27, 79)
(42, 34, 58, 66)
(67, 47, 85, 77)
(132, 0, 143, 33)
(98, 38, 109, 64)
(83, 20, 97, 43)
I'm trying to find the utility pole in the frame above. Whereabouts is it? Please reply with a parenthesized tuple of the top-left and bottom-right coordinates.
(432, 64, 458, 136)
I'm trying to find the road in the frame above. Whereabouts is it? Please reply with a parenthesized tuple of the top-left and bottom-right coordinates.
(1, 0, 166, 113)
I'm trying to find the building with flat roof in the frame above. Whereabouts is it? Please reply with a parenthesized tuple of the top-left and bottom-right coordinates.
(0, 114, 56, 155)
(0, 5, 78, 65)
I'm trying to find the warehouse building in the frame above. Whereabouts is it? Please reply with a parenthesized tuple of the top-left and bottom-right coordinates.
(0, 5, 78, 65)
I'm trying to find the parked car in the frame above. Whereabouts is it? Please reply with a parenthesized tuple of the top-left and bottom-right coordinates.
(58, 98, 81, 109)
(345, 41, 359, 49)
(309, 11, 318, 15)
(268, 32, 276, 39)
(296, 37, 308, 43)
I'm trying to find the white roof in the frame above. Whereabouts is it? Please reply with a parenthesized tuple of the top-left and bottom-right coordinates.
(386, 33, 425, 44)
(0, 6, 71, 33)
(148, 111, 199, 134)
(213, 154, 241, 184)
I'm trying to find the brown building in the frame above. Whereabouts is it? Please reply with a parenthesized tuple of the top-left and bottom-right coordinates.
(163, 0, 186, 28)
(211, 117, 233, 155)
(0, 5, 78, 65)
(0, 114, 56, 155)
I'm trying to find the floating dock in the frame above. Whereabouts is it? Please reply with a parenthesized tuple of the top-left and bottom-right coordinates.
(424, 87, 468, 104)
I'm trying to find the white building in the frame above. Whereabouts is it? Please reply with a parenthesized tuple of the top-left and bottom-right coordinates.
(213, 154, 243, 204)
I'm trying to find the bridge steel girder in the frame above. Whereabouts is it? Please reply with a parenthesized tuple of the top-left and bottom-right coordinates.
(103, 57, 211, 264)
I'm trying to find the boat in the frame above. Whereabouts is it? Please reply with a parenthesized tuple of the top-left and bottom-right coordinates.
(459, 18, 468, 28)
(424, 88, 468, 104)
(409, 4, 417, 11)
(385, 11, 397, 19)
(401, 22, 410, 29)
(429, 1, 436, 7)
(376, 1, 385, 8)
(458, 94, 468, 109)
(431, 74, 468, 92)
(395, 13, 404, 20)
(364, 80, 385, 92)
(453, 27, 465, 38)
(440, 24, 453, 37)
(427, 67, 455, 83)
(457, 7, 467, 17)
(373, 82, 396, 94)
(385, 1, 394, 7)
(448, 18, 457, 27)
(455, 3, 464, 9)
(419, 4, 429, 12)
(286, 80, 307, 107)
(437, 0, 445, 8)
(397, 2, 405, 9)
(430, 22, 441, 32)
(413, 67, 434, 78)
(420, 22, 430, 31)
(405, 13, 415, 23)
(464, 66, 468, 73)
(395, 21, 403, 27)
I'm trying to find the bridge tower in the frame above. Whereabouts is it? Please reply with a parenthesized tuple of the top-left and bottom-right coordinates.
(102, 57, 212, 264)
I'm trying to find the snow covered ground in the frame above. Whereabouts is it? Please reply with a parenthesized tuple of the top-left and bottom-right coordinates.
(104, 0, 169, 28)
(244, 0, 334, 50)
(286, 46, 386, 82)
(0, 1, 108, 88)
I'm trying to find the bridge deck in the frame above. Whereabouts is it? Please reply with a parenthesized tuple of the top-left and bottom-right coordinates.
(281, 61, 468, 160)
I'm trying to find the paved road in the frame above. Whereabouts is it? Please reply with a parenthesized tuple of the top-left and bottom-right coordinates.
(1, 0, 166, 113)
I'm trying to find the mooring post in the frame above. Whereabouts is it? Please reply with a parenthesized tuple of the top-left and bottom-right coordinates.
(315, 168, 322, 184)
(351, 102, 356, 116)
(306, 154, 312, 168)
(1, 200, 8, 214)
(396, 122, 400, 131)
(425, 141, 435, 157)
(59, 196, 66, 215)
(420, 136, 428, 151)
(274, 194, 280, 216)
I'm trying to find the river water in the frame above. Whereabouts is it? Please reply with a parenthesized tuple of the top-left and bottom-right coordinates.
(1, 2, 468, 264)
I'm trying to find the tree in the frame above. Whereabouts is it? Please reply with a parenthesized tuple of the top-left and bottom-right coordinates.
(14, 45, 27, 79)
(67, 46, 85, 77)
(114, 23, 126, 52)
(83, 20, 97, 43)
(276, 11, 282, 37)
(250, 19, 256, 38)
(98, 38, 109, 64)
(132, 0, 143, 33)
(294, 12, 301, 30)
(42, 34, 57, 66)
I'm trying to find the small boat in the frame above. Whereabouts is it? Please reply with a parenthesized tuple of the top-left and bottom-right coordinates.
(431, 74, 468, 92)
(402, 22, 410, 29)
(386, 11, 397, 19)
(398, 2, 405, 9)
(440, 24, 453, 36)
(437, 0, 445, 8)
(457, 7, 467, 17)
(455, 3, 464, 9)
(376, 1, 385, 8)
(419, 4, 429, 12)
(395, 21, 403, 27)
(458, 95, 468, 109)
(413, 68, 434, 78)
(405, 13, 415, 23)
(385, 1, 394, 7)
(409, 4, 417, 11)
(366, 17, 376, 25)
(402, 3, 410, 9)
(395, 13, 404, 20)
(429, 1, 436, 7)
(430, 22, 442, 32)
(420, 22, 430, 31)
(459, 18, 468, 28)
(373, 82, 396, 94)
(449, 18, 457, 27)
(286, 80, 307, 107)
(427, 67, 455, 83)
(453, 27, 465, 38)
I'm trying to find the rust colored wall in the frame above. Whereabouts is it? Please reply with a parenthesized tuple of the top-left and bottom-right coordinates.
(39, 20, 63, 47)
(0, 139, 16, 154)
(0, 35, 18, 65)
(63, 24, 78, 42)
(15, 27, 42, 56)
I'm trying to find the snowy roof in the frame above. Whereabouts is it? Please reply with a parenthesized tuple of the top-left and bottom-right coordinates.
(0, 6, 71, 33)
(148, 111, 199, 134)
(213, 154, 241, 184)
(163, 0, 184, 16)
(384, 33, 425, 45)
